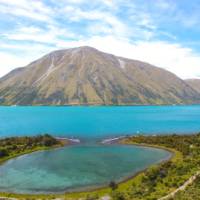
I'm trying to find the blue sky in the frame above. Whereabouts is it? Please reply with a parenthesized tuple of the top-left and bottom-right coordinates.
(0, 0, 200, 79)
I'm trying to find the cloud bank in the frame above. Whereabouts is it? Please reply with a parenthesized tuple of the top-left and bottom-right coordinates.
(0, 0, 200, 79)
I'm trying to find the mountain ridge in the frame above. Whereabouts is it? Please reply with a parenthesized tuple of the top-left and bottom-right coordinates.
(0, 46, 200, 105)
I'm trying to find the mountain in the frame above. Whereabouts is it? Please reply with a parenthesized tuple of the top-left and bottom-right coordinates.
(185, 79, 200, 93)
(0, 46, 199, 105)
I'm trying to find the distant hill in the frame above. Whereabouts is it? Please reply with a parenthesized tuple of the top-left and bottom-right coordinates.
(0, 46, 199, 105)
(185, 79, 200, 94)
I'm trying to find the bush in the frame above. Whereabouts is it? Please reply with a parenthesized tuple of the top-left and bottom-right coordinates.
(0, 148, 9, 157)
(85, 194, 99, 200)
(111, 191, 127, 200)
(109, 181, 118, 190)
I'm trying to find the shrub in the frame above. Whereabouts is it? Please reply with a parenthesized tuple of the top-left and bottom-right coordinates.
(0, 148, 9, 157)
(109, 181, 118, 190)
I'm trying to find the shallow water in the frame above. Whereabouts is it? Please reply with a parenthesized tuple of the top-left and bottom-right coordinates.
(0, 144, 171, 194)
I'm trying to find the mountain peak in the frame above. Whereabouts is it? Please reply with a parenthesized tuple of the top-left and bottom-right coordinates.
(46, 46, 98, 57)
(0, 46, 200, 105)
(71, 46, 100, 54)
(76, 46, 97, 50)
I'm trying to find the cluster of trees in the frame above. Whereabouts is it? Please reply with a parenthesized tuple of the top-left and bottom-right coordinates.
(0, 134, 59, 159)
(127, 133, 200, 156)
(106, 134, 200, 200)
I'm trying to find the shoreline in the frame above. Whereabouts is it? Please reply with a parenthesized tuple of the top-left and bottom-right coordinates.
(0, 146, 61, 166)
(48, 144, 174, 194)
(0, 135, 176, 198)
(101, 136, 127, 144)
(1, 104, 200, 107)
(55, 137, 81, 145)
(0, 136, 73, 166)
(74, 144, 174, 194)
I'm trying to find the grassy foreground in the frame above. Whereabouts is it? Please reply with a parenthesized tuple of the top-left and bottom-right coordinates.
(0, 134, 200, 200)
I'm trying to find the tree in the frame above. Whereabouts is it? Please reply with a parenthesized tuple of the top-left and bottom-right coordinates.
(109, 181, 118, 190)
(0, 148, 8, 157)
(85, 194, 99, 200)
(111, 191, 127, 200)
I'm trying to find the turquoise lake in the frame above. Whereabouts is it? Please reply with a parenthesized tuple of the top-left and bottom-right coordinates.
(0, 105, 199, 194)
(0, 105, 200, 140)
(0, 145, 171, 194)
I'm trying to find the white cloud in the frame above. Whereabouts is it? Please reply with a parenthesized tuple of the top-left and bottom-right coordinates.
(54, 0, 114, 6)
(3, 25, 75, 44)
(101, 0, 114, 7)
(0, 52, 32, 76)
(0, 43, 56, 78)
(0, 0, 54, 22)
(155, 0, 175, 10)
(61, 6, 128, 38)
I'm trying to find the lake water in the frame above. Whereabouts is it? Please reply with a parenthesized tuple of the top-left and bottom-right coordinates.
(0, 144, 171, 194)
(0, 105, 200, 140)
(0, 105, 199, 194)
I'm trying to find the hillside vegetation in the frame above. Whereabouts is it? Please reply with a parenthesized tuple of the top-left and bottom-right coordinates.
(0, 46, 200, 105)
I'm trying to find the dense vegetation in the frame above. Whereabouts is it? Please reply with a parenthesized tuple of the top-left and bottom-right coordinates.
(111, 134, 200, 200)
(173, 176, 200, 199)
(0, 134, 61, 163)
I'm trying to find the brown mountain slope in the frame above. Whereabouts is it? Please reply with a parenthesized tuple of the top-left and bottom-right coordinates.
(0, 46, 199, 105)
(185, 79, 200, 94)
